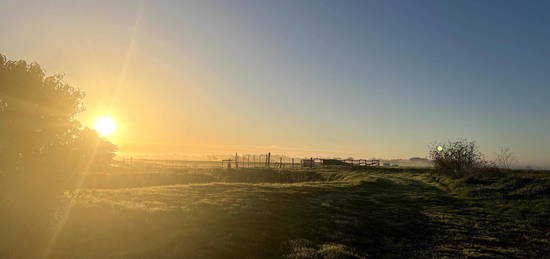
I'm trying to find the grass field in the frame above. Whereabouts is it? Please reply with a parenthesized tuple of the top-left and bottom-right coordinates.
(47, 167, 550, 258)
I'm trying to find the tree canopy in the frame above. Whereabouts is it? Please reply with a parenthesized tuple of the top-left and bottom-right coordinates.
(1, 54, 119, 256)
(0, 53, 117, 201)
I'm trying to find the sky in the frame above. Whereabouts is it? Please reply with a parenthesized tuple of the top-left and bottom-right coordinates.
(1, 0, 549, 167)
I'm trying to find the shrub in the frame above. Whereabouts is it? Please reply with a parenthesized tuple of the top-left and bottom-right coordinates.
(494, 147, 517, 169)
(429, 139, 497, 178)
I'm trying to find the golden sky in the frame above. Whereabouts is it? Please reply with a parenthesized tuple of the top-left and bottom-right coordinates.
(2, 1, 549, 167)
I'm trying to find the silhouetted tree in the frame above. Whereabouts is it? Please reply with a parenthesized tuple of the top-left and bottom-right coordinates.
(0, 54, 117, 257)
(429, 139, 495, 178)
(70, 127, 118, 171)
(494, 147, 516, 169)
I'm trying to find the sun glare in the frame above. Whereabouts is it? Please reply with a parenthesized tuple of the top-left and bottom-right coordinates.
(94, 117, 117, 137)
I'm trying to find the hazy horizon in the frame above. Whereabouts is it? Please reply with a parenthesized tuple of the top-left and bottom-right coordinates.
(2, 0, 549, 168)
(3, 2, 550, 258)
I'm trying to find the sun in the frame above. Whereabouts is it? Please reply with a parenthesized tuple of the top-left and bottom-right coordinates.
(94, 117, 117, 137)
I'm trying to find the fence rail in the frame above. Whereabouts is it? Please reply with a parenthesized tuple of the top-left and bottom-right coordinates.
(220, 153, 380, 169)
(221, 152, 300, 168)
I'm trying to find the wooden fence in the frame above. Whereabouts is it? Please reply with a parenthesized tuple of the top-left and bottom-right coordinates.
(221, 152, 300, 168)
(221, 153, 380, 169)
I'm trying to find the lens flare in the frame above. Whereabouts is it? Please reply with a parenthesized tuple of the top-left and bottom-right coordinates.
(94, 117, 117, 136)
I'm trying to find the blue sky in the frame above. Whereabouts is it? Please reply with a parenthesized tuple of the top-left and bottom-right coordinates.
(1, 0, 549, 167)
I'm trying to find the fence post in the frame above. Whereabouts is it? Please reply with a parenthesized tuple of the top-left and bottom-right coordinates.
(267, 152, 271, 168)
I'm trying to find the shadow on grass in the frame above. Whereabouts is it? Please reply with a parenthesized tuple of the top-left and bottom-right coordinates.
(82, 168, 325, 189)
(51, 177, 462, 258)
(278, 178, 462, 258)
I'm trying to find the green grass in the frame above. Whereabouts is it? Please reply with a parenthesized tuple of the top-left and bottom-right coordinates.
(45, 168, 550, 258)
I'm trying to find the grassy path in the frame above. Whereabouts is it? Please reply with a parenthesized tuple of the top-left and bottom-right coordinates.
(50, 169, 549, 258)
